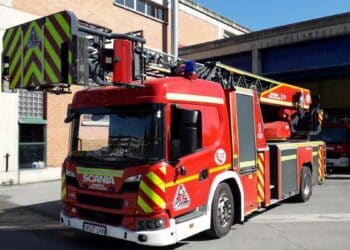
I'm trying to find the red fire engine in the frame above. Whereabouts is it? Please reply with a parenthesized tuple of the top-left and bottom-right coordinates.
(312, 118, 350, 172)
(1, 11, 325, 246)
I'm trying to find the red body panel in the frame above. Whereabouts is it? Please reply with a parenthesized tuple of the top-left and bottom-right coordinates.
(62, 76, 325, 233)
(113, 39, 133, 83)
(240, 173, 258, 215)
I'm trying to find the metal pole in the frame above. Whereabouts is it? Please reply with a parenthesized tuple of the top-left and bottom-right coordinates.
(171, 0, 179, 59)
(5, 153, 10, 172)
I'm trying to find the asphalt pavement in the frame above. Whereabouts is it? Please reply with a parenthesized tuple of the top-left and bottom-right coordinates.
(0, 170, 350, 250)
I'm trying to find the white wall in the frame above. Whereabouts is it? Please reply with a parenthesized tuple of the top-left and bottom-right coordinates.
(0, 92, 19, 184)
(0, 3, 38, 82)
(0, 4, 42, 185)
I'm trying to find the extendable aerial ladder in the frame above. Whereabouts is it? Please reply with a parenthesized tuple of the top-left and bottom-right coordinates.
(1, 10, 322, 137)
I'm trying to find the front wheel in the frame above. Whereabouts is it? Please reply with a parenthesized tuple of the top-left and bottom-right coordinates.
(296, 167, 312, 202)
(208, 183, 234, 238)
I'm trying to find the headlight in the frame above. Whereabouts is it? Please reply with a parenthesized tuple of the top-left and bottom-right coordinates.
(124, 174, 141, 183)
(66, 169, 76, 178)
(137, 218, 165, 231)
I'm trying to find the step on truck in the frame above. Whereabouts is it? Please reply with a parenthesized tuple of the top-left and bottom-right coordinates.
(1, 11, 326, 246)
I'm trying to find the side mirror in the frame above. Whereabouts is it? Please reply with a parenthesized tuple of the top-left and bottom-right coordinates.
(64, 106, 77, 123)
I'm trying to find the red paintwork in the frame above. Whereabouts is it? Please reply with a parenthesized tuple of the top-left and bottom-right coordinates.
(322, 121, 350, 157)
(113, 39, 133, 83)
(264, 121, 291, 140)
(227, 91, 239, 169)
(240, 173, 258, 214)
(253, 93, 267, 150)
(63, 74, 325, 230)
(327, 144, 349, 155)
(262, 150, 271, 206)
(260, 84, 311, 109)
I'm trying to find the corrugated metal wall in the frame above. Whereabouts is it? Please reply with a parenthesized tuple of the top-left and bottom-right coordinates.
(261, 35, 350, 74)
(202, 51, 252, 72)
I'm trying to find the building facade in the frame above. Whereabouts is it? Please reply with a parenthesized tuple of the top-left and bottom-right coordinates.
(0, 0, 249, 184)
(179, 12, 350, 113)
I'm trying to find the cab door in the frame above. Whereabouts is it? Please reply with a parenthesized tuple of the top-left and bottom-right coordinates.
(165, 104, 218, 218)
(235, 91, 258, 214)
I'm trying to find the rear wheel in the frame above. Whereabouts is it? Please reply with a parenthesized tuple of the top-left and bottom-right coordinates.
(296, 167, 312, 202)
(208, 183, 234, 238)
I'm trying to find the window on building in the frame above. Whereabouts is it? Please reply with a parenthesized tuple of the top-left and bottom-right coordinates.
(156, 8, 164, 20)
(125, 0, 134, 8)
(115, 0, 165, 21)
(18, 90, 47, 169)
(136, 0, 146, 13)
(19, 124, 46, 169)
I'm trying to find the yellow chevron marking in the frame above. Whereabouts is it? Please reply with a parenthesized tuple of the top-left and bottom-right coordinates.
(257, 185, 264, 198)
(137, 196, 153, 213)
(318, 147, 323, 181)
(61, 173, 67, 200)
(257, 160, 264, 173)
(159, 166, 166, 175)
(147, 172, 165, 192)
(139, 181, 165, 209)
(61, 187, 67, 200)
(257, 172, 264, 186)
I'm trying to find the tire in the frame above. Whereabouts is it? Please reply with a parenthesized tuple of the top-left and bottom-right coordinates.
(208, 183, 234, 238)
(296, 167, 312, 202)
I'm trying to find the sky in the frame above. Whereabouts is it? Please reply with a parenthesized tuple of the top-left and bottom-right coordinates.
(195, 0, 350, 31)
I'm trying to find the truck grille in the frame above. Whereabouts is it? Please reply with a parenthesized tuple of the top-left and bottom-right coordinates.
(79, 208, 122, 226)
(76, 194, 124, 209)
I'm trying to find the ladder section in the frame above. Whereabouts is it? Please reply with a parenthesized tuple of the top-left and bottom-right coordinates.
(196, 62, 311, 109)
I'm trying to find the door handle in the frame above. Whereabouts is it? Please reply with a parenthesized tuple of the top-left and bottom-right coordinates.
(176, 166, 187, 176)
(199, 169, 208, 181)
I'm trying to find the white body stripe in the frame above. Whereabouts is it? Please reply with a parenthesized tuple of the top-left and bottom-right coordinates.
(166, 93, 224, 104)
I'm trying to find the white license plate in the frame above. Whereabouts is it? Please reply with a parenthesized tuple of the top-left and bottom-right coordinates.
(83, 222, 106, 236)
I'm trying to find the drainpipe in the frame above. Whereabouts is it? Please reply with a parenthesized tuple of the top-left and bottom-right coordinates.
(171, 0, 179, 59)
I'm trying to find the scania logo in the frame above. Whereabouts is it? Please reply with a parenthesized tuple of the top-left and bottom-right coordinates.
(82, 174, 115, 185)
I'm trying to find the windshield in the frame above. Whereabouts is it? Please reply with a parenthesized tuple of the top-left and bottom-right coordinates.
(69, 104, 165, 166)
(311, 127, 348, 144)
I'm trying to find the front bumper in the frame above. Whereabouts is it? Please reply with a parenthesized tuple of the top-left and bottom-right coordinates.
(60, 212, 177, 246)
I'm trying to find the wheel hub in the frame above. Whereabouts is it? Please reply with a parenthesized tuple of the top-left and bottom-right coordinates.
(217, 193, 233, 227)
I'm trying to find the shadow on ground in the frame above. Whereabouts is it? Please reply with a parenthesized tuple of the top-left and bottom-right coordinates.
(0, 199, 186, 249)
